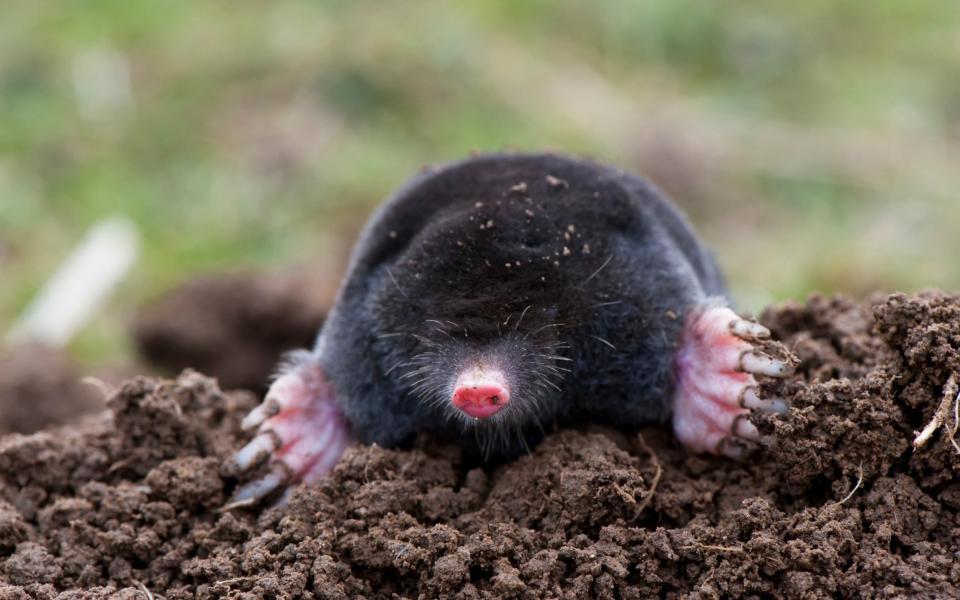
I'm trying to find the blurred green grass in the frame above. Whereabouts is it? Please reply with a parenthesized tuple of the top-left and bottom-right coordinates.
(2, 0, 959, 363)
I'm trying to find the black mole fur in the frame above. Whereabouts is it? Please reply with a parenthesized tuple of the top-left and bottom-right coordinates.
(314, 153, 727, 459)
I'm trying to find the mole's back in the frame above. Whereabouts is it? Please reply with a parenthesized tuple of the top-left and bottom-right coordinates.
(344, 152, 726, 300)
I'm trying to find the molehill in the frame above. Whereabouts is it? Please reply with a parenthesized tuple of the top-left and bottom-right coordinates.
(1, 291, 959, 599)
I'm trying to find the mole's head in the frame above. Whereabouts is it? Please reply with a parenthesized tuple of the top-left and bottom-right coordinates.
(379, 297, 573, 439)
(371, 209, 577, 430)
(357, 156, 628, 442)
(390, 305, 570, 429)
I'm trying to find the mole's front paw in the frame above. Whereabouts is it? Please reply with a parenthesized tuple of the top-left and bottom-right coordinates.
(223, 354, 352, 507)
(672, 303, 793, 458)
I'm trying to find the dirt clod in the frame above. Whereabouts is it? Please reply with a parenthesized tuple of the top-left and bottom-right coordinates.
(1, 292, 959, 598)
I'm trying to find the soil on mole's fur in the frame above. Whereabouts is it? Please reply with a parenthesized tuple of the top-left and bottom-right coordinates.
(1, 291, 960, 599)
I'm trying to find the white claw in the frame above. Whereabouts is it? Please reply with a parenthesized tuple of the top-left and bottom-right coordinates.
(732, 415, 760, 442)
(738, 351, 792, 378)
(269, 486, 296, 509)
(241, 398, 280, 431)
(729, 319, 770, 341)
(228, 462, 289, 505)
(230, 432, 280, 472)
(717, 438, 746, 460)
(740, 387, 789, 414)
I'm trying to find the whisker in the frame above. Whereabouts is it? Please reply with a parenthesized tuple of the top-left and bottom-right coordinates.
(398, 366, 431, 380)
(516, 426, 531, 455)
(590, 300, 623, 309)
(535, 354, 574, 362)
(386, 266, 409, 298)
(410, 334, 438, 347)
(401, 377, 430, 389)
(408, 375, 433, 388)
(582, 254, 613, 286)
(529, 412, 546, 439)
(591, 335, 617, 350)
(543, 380, 562, 392)
(514, 305, 532, 331)
(524, 323, 564, 340)
(384, 361, 408, 376)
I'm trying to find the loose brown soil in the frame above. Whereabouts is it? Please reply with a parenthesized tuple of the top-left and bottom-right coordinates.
(2, 292, 960, 598)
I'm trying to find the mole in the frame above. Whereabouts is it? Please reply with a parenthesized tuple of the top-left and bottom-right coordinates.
(226, 153, 791, 504)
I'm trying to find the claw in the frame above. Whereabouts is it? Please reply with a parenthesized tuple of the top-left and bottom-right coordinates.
(227, 357, 355, 507)
(731, 414, 760, 442)
(673, 303, 793, 457)
(270, 487, 296, 509)
(241, 397, 280, 430)
(738, 350, 792, 378)
(228, 431, 281, 473)
(729, 319, 770, 341)
(227, 461, 290, 506)
(739, 387, 788, 414)
(716, 437, 747, 460)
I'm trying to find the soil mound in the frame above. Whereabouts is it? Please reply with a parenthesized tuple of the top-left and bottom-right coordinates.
(0, 346, 106, 435)
(133, 269, 335, 392)
(2, 292, 959, 598)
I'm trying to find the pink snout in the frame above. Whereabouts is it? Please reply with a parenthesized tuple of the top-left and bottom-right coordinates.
(452, 369, 510, 419)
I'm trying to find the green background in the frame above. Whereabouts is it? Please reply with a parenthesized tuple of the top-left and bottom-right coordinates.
(2, 1, 959, 362)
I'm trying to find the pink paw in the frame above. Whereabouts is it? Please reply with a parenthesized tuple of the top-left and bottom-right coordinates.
(224, 354, 353, 507)
(673, 303, 791, 458)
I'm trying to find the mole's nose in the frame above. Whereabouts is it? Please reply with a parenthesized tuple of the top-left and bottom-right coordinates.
(452, 369, 510, 419)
